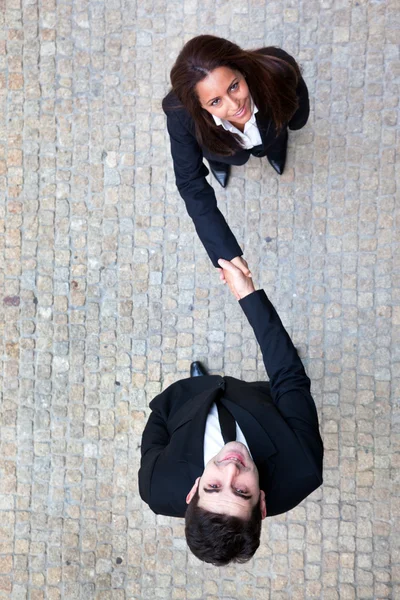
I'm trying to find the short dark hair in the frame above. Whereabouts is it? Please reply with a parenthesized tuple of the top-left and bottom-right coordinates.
(185, 488, 262, 566)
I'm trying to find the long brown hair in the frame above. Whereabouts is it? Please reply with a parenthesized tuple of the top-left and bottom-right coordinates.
(166, 35, 301, 156)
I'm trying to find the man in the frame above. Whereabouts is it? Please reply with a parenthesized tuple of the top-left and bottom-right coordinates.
(139, 260, 323, 566)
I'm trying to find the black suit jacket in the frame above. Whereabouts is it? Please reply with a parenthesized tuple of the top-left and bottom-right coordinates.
(139, 290, 323, 518)
(163, 47, 310, 267)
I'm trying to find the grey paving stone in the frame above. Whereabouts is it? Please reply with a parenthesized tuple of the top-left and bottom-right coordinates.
(0, 0, 399, 598)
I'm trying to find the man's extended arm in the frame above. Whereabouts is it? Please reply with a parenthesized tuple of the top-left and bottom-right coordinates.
(218, 259, 322, 448)
(239, 290, 312, 402)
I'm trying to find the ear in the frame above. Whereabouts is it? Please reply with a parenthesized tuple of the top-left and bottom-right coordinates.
(186, 477, 200, 504)
(259, 490, 267, 520)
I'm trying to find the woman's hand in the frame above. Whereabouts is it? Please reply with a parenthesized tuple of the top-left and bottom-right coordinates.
(217, 256, 251, 283)
(217, 259, 256, 300)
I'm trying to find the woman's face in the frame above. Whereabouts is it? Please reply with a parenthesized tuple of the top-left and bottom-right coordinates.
(195, 66, 251, 125)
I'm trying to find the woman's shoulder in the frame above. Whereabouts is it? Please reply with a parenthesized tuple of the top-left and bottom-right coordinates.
(162, 91, 195, 134)
(256, 46, 298, 67)
(162, 90, 185, 114)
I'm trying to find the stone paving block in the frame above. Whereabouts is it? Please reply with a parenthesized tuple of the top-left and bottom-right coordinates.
(0, 0, 398, 598)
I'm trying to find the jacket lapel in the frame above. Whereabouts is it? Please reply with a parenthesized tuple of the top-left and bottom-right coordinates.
(224, 376, 277, 431)
(181, 381, 226, 483)
(222, 397, 276, 493)
(182, 376, 279, 491)
(167, 376, 223, 433)
(166, 375, 279, 493)
(255, 111, 271, 145)
(223, 377, 279, 492)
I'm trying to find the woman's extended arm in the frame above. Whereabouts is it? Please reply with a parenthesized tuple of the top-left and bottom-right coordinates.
(165, 107, 244, 267)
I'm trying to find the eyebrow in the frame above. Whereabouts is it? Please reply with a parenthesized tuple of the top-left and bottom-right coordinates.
(202, 487, 252, 500)
(206, 78, 238, 105)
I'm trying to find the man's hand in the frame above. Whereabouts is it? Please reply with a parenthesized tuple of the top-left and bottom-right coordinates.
(217, 255, 251, 284)
(231, 256, 251, 277)
(217, 258, 256, 300)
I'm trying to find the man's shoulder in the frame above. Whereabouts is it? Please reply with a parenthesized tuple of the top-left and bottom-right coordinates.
(149, 375, 223, 422)
(265, 471, 322, 517)
(151, 374, 222, 400)
(140, 450, 194, 518)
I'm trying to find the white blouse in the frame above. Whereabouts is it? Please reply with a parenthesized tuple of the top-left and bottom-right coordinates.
(212, 100, 263, 149)
(203, 401, 253, 467)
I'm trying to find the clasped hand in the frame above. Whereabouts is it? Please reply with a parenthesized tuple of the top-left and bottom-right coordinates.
(217, 256, 255, 300)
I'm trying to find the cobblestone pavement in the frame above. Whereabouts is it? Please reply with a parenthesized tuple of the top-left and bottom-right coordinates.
(0, 0, 399, 598)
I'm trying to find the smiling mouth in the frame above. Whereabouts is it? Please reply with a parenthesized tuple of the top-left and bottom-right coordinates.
(220, 453, 245, 467)
(233, 105, 246, 117)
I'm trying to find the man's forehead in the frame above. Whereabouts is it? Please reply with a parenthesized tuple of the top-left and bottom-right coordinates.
(198, 493, 252, 517)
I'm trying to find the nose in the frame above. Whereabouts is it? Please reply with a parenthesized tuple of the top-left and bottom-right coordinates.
(226, 96, 239, 111)
(220, 460, 241, 478)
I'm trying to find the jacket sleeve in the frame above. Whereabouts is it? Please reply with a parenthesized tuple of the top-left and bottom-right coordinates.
(239, 290, 323, 479)
(165, 108, 243, 267)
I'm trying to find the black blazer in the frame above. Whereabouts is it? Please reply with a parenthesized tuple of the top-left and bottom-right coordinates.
(163, 47, 310, 268)
(139, 290, 323, 518)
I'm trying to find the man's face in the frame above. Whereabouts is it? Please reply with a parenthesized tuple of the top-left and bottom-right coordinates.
(186, 442, 267, 520)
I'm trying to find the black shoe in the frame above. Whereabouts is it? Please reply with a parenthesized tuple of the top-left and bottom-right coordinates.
(208, 161, 230, 188)
(268, 157, 285, 175)
(267, 131, 288, 175)
(190, 361, 208, 377)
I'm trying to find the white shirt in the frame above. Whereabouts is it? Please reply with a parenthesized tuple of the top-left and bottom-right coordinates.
(203, 402, 253, 467)
(212, 101, 263, 150)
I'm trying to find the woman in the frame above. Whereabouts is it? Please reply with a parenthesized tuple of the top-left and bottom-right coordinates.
(162, 35, 310, 273)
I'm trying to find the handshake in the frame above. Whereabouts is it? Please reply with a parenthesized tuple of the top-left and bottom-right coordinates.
(217, 256, 255, 301)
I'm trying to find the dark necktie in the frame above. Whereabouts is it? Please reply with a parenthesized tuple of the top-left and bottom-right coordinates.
(216, 399, 237, 444)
